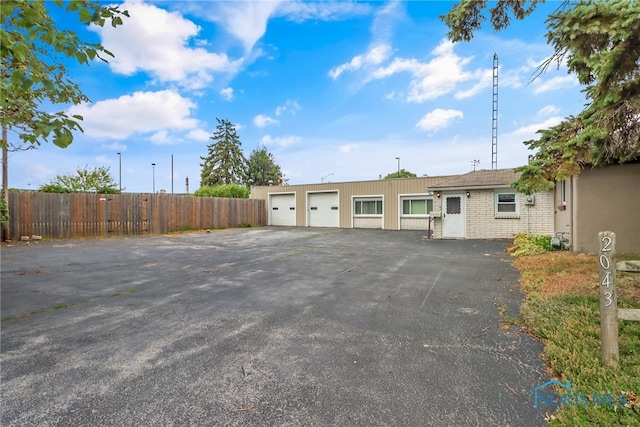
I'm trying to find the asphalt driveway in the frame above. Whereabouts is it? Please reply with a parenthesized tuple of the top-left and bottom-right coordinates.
(1, 227, 549, 426)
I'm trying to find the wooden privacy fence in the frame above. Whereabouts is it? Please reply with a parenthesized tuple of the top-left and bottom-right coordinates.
(7, 192, 266, 240)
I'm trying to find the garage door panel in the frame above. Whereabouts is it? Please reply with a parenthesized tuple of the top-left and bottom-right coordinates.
(308, 192, 339, 227)
(270, 194, 296, 226)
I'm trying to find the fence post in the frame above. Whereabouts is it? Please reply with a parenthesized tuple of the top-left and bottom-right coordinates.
(598, 231, 618, 368)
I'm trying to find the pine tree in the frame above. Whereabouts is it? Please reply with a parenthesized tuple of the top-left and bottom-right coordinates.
(200, 119, 248, 187)
(247, 146, 282, 186)
(442, 0, 640, 193)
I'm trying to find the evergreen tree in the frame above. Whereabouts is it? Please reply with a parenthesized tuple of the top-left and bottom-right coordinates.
(442, 0, 640, 193)
(200, 119, 247, 187)
(247, 146, 282, 186)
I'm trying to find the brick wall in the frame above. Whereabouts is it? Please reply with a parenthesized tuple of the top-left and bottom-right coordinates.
(431, 189, 554, 239)
(353, 216, 383, 229)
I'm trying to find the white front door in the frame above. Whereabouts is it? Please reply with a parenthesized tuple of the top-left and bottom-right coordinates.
(442, 194, 465, 238)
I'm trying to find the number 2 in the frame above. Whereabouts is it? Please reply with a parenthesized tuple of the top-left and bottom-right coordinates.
(601, 236, 612, 252)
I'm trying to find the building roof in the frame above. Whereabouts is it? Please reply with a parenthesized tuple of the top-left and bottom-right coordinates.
(427, 168, 520, 190)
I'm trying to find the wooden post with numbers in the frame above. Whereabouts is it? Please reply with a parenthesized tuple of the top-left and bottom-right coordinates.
(598, 231, 618, 368)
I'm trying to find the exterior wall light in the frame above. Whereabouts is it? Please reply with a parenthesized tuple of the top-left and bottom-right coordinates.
(466, 191, 471, 198)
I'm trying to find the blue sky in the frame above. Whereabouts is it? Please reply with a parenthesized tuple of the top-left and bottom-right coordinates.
(9, 0, 586, 193)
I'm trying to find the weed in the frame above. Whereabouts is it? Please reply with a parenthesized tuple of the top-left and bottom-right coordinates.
(508, 233, 552, 257)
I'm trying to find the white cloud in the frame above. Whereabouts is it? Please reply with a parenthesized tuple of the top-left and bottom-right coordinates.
(186, 0, 371, 55)
(506, 117, 564, 139)
(339, 143, 362, 154)
(274, 100, 302, 116)
(187, 129, 211, 141)
(455, 68, 493, 99)
(261, 135, 301, 147)
(200, 1, 283, 52)
(373, 40, 484, 103)
(102, 142, 127, 151)
(95, 155, 111, 165)
(149, 130, 172, 145)
(416, 109, 463, 132)
(277, 1, 372, 23)
(68, 90, 198, 140)
(253, 114, 279, 128)
(329, 43, 392, 80)
(532, 75, 578, 94)
(538, 105, 560, 116)
(92, 0, 242, 89)
(220, 87, 234, 101)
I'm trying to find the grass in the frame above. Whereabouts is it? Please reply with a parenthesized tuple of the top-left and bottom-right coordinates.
(513, 251, 640, 425)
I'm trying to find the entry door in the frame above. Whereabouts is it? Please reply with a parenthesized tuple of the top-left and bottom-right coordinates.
(442, 194, 465, 238)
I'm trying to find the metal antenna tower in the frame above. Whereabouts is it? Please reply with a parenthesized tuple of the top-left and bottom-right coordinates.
(491, 53, 498, 170)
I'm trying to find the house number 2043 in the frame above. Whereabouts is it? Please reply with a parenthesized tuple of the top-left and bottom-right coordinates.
(600, 235, 613, 306)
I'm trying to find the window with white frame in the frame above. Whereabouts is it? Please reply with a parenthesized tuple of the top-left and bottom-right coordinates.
(495, 191, 518, 214)
(354, 198, 383, 215)
(401, 197, 433, 216)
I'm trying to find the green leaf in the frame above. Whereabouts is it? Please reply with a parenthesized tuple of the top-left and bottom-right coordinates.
(78, 8, 92, 23)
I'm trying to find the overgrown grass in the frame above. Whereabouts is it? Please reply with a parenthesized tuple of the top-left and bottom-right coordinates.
(508, 232, 553, 257)
(514, 251, 640, 425)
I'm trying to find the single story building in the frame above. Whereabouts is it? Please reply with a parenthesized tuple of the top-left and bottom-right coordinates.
(250, 169, 554, 239)
(426, 169, 554, 239)
(251, 164, 639, 253)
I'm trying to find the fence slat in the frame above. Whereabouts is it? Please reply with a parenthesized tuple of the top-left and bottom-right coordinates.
(7, 192, 265, 240)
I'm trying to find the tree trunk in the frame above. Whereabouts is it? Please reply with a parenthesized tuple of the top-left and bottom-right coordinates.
(2, 125, 9, 241)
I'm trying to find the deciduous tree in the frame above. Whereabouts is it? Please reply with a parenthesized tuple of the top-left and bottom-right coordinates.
(40, 165, 119, 193)
(384, 169, 417, 179)
(200, 119, 248, 187)
(1, 0, 129, 148)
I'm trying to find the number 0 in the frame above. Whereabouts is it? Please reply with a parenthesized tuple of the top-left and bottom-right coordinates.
(599, 254, 610, 270)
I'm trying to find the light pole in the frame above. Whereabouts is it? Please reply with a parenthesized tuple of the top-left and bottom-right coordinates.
(321, 173, 333, 183)
(395, 157, 400, 175)
(151, 163, 156, 193)
(116, 152, 122, 191)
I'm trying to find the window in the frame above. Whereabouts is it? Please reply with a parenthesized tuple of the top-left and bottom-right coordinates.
(402, 198, 433, 215)
(355, 199, 382, 215)
(446, 197, 461, 214)
(496, 192, 518, 213)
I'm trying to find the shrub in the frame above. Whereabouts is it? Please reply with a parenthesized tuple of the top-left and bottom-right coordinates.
(39, 183, 72, 193)
(0, 197, 8, 229)
(507, 233, 552, 257)
(194, 184, 249, 199)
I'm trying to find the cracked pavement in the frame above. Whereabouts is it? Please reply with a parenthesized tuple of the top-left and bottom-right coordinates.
(1, 227, 549, 426)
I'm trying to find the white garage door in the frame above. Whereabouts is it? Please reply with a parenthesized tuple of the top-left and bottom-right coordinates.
(270, 193, 296, 226)
(308, 192, 339, 227)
